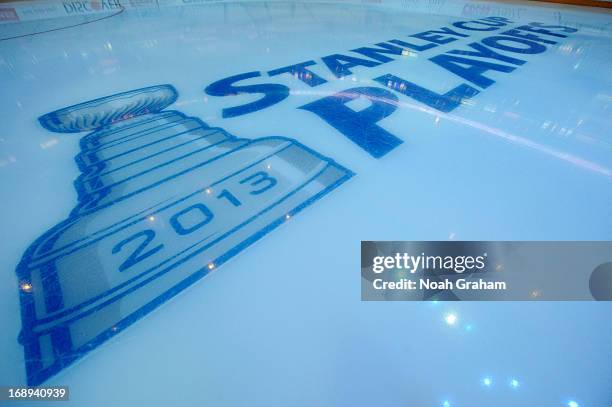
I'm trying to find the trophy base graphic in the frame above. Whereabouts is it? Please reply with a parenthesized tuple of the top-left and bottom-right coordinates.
(16, 85, 353, 385)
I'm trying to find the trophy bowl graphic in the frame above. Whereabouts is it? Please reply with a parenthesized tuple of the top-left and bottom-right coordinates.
(16, 84, 353, 385)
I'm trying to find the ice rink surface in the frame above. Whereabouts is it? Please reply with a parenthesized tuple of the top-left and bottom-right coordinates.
(1, 0, 611, 405)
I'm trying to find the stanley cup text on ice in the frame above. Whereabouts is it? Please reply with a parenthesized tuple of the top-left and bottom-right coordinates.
(15, 85, 353, 385)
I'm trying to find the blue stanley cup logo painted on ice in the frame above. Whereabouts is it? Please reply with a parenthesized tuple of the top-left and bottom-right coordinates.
(17, 85, 353, 385)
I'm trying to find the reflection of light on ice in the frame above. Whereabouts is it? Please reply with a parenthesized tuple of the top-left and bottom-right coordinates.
(444, 313, 457, 326)
(40, 138, 59, 149)
(401, 49, 417, 57)
(484, 105, 497, 113)
(482, 377, 492, 387)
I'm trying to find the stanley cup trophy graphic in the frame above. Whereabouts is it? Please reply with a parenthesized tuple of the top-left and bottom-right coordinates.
(16, 85, 353, 385)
